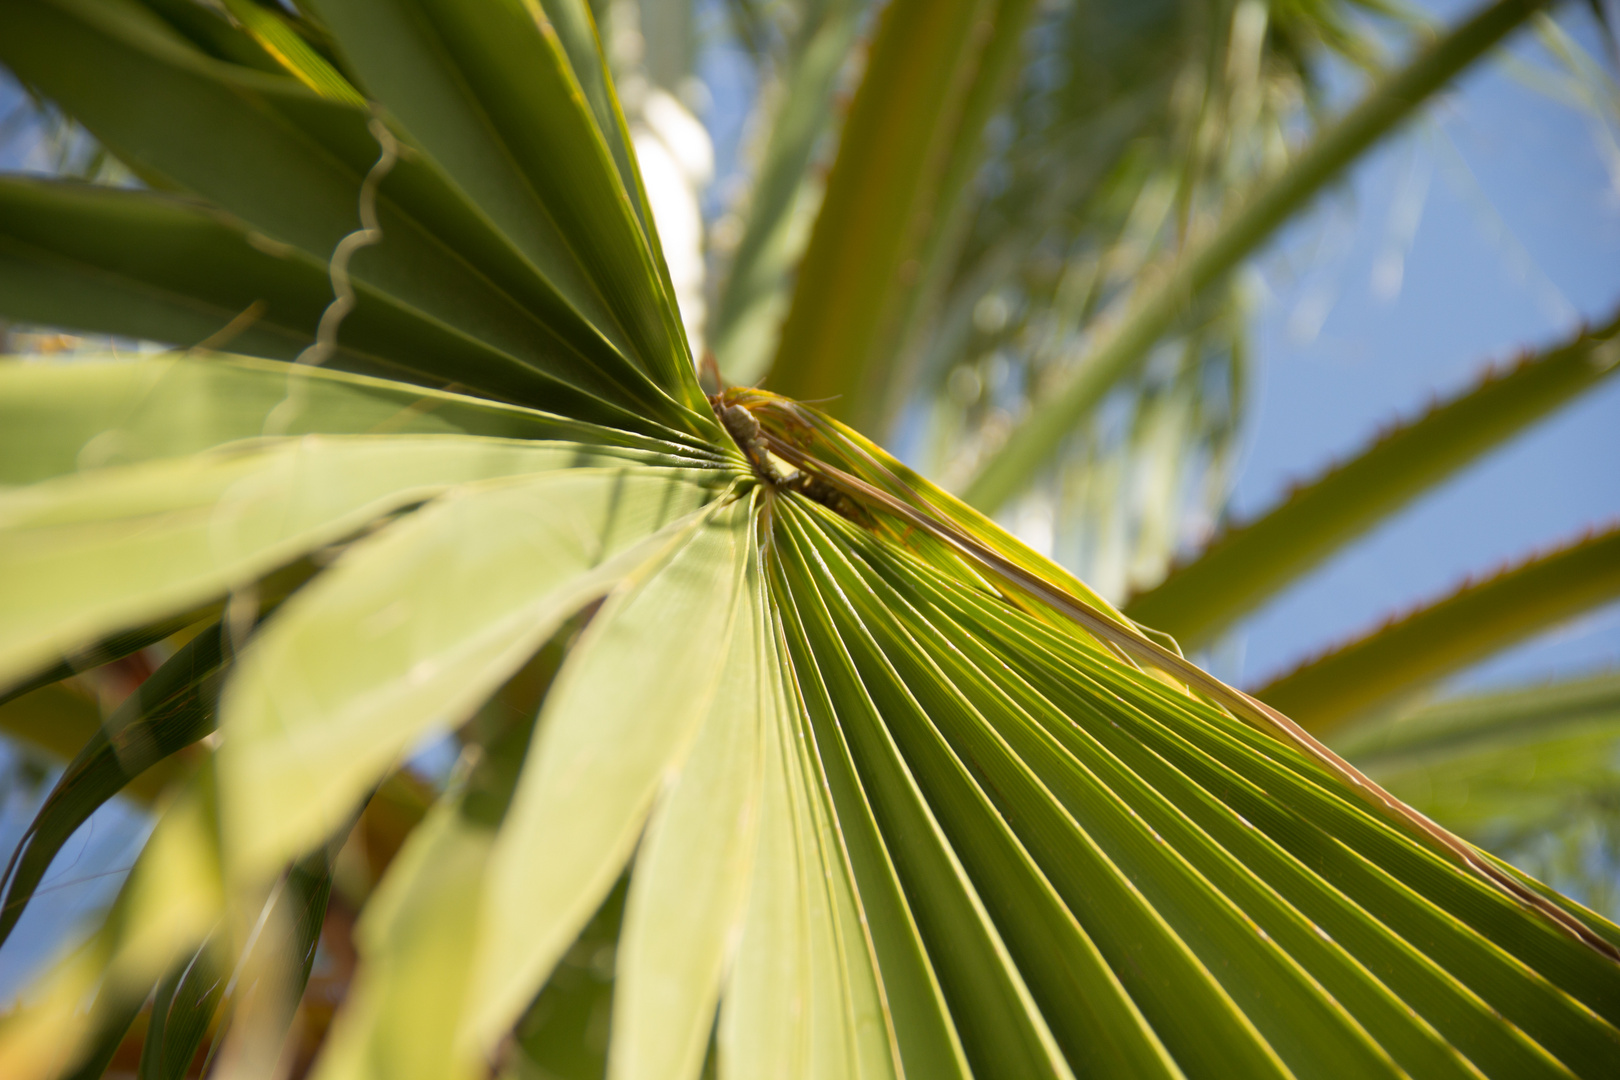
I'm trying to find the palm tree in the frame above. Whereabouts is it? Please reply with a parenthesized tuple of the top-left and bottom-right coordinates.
(1, 1, 1619, 1078)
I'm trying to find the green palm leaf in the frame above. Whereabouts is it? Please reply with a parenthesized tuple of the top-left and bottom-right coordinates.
(218, 465, 724, 881)
(0, 433, 685, 690)
(468, 495, 758, 1052)
(2, 0, 1619, 1077)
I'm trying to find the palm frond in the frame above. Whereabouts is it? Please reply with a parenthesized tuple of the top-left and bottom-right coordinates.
(2, 1, 1618, 1078)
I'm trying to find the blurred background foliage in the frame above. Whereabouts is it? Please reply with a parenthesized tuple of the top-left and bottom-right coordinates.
(1, 0, 1617, 1052)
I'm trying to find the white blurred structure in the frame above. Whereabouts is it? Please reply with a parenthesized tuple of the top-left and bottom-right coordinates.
(605, 0, 712, 359)
(628, 86, 713, 358)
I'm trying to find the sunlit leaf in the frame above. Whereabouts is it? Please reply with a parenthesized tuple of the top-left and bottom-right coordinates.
(0, 433, 674, 691)
(313, 797, 490, 1080)
(467, 494, 757, 1050)
(609, 553, 768, 1080)
(220, 465, 726, 881)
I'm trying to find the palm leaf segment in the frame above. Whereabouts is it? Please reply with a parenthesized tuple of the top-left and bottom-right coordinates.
(2, 1, 1620, 1077)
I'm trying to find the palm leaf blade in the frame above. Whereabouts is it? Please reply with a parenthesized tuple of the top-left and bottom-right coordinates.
(721, 624, 899, 1080)
(313, 797, 492, 1080)
(467, 495, 756, 1050)
(308, 0, 702, 409)
(775, 508, 1078, 1080)
(610, 559, 768, 1080)
(770, 541, 974, 1080)
(0, 352, 717, 490)
(0, 434, 658, 691)
(0, 0, 697, 425)
(0, 177, 676, 428)
(219, 465, 723, 882)
(306, 0, 647, 375)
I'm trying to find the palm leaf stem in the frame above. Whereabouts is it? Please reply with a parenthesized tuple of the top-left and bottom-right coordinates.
(1124, 302, 1620, 649)
(706, 0, 867, 385)
(766, 0, 1038, 433)
(863, 0, 1043, 438)
(1257, 524, 1620, 734)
